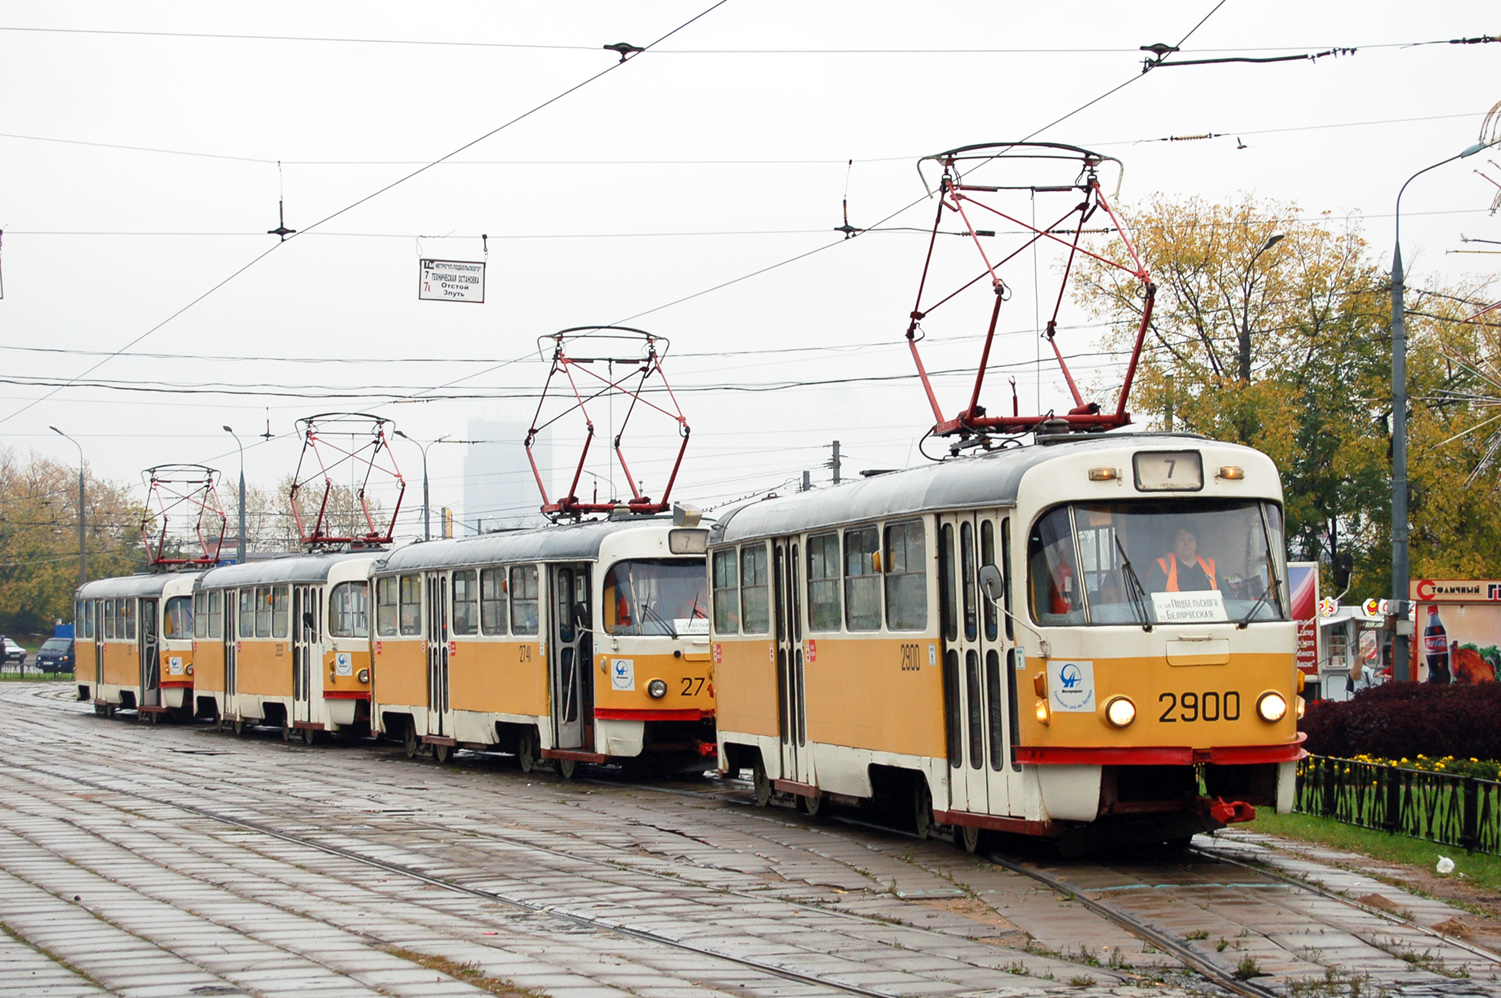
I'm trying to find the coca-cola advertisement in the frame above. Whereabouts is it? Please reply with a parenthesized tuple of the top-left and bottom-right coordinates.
(1410, 579, 1501, 684)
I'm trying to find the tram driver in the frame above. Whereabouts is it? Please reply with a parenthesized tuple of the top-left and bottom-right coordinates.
(1145, 526, 1220, 593)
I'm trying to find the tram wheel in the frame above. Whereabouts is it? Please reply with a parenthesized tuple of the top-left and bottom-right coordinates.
(800, 792, 824, 817)
(232, 718, 249, 737)
(300, 726, 319, 747)
(913, 779, 933, 840)
(516, 729, 537, 773)
(94, 704, 106, 718)
(961, 824, 983, 854)
(281, 723, 295, 742)
(104, 703, 116, 719)
(557, 757, 578, 780)
(433, 742, 453, 765)
(751, 756, 773, 807)
(403, 722, 420, 760)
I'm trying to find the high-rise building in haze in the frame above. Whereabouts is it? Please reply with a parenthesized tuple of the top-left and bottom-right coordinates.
(462, 419, 548, 534)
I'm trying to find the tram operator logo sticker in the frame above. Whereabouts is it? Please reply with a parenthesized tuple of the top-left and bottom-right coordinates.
(611, 658, 636, 692)
(1047, 660, 1095, 712)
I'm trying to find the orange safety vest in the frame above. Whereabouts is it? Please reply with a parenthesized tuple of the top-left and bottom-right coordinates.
(1156, 554, 1216, 592)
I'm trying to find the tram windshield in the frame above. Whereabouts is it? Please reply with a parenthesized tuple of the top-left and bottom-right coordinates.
(1028, 500, 1287, 626)
(602, 558, 709, 636)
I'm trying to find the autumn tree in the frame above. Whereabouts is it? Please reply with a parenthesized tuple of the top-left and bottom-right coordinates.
(0, 450, 147, 634)
(1074, 194, 1499, 597)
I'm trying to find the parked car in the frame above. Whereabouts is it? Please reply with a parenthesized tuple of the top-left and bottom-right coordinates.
(35, 637, 74, 673)
(1, 637, 26, 667)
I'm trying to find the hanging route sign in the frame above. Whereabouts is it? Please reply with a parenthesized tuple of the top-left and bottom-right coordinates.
(419, 258, 485, 303)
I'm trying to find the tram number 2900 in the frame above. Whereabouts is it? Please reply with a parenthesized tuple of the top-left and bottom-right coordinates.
(1158, 690, 1241, 723)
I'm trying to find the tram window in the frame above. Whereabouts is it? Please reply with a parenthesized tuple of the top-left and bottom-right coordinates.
(1028, 506, 1085, 625)
(77, 600, 91, 640)
(122, 599, 136, 640)
(194, 593, 208, 639)
(843, 527, 881, 631)
(329, 581, 369, 638)
(960, 522, 978, 642)
(479, 568, 508, 636)
(883, 520, 927, 631)
(986, 650, 1006, 771)
(739, 544, 770, 634)
(375, 577, 398, 636)
(980, 521, 998, 642)
(208, 590, 223, 639)
(966, 650, 983, 769)
(603, 559, 706, 636)
(253, 586, 272, 638)
(239, 589, 256, 638)
(272, 586, 290, 638)
(398, 575, 422, 636)
(164, 596, 192, 639)
(944, 648, 962, 769)
(1001, 519, 1013, 641)
(806, 533, 841, 632)
(103, 600, 114, 641)
(451, 570, 478, 636)
(510, 565, 539, 635)
(939, 523, 957, 642)
(712, 550, 739, 634)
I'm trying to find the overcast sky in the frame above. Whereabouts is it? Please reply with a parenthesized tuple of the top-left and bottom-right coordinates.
(2, 1, 1497, 541)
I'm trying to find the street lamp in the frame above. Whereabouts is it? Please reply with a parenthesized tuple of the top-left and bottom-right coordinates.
(49, 426, 85, 587)
(1391, 140, 1488, 680)
(394, 430, 449, 541)
(223, 426, 246, 563)
(1237, 232, 1285, 383)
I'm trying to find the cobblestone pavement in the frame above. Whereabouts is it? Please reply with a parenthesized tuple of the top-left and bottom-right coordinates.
(0, 683, 1497, 998)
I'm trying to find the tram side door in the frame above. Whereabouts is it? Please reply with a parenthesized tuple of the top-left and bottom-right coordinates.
(139, 598, 160, 707)
(291, 585, 319, 726)
(772, 539, 809, 785)
(223, 593, 238, 715)
(426, 574, 450, 738)
(938, 512, 1013, 818)
(549, 565, 593, 751)
(92, 601, 104, 689)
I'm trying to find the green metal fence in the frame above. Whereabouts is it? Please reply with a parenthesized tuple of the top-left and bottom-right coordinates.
(1296, 755, 1501, 856)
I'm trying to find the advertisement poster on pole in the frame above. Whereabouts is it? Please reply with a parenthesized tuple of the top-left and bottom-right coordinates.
(1288, 561, 1319, 677)
(1409, 579, 1501, 684)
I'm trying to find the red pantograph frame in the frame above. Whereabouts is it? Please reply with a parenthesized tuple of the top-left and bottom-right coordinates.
(289, 413, 406, 546)
(525, 326, 690, 520)
(141, 464, 228, 566)
(905, 142, 1157, 439)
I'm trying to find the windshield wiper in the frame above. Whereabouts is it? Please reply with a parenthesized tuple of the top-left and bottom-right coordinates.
(637, 599, 678, 638)
(1238, 574, 1281, 629)
(1114, 537, 1154, 632)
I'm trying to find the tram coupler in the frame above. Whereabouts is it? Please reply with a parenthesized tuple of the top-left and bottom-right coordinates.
(1207, 798, 1257, 825)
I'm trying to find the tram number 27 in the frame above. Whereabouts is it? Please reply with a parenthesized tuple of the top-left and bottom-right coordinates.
(1158, 690, 1241, 723)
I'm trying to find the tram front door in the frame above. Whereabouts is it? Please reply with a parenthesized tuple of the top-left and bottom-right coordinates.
(291, 584, 319, 727)
(772, 540, 810, 787)
(139, 598, 160, 708)
(938, 511, 1013, 818)
(426, 574, 451, 738)
(223, 596, 238, 719)
(549, 565, 592, 751)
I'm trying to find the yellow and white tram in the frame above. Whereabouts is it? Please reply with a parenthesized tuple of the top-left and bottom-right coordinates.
(369, 513, 713, 773)
(75, 572, 200, 721)
(709, 432, 1304, 850)
(191, 553, 377, 740)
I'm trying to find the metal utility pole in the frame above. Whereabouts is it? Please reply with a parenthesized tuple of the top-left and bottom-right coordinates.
(827, 440, 842, 485)
(223, 426, 246, 563)
(1237, 233, 1285, 383)
(49, 426, 85, 586)
(394, 431, 448, 541)
(1390, 139, 1488, 679)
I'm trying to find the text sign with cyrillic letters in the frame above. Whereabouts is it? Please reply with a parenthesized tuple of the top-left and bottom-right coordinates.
(419, 258, 485, 303)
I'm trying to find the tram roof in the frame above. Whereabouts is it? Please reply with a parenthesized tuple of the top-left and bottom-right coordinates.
(713, 432, 1268, 542)
(77, 571, 202, 599)
(373, 515, 676, 574)
(197, 551, 378, 589)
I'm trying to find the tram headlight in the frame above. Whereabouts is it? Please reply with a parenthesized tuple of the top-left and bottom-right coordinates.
(648, 679, 668, 699)
(1296, 696, 1306, 720)
(1034, 699, 1051, 725)
(185, 664, 194, 676)
(1104, 696, 1136, 729)
(1256, 691, 1288, 722)
(357, 668, 370, 684)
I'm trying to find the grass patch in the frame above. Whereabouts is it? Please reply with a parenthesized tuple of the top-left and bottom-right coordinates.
(0, 673, 73, 683)
(1244, 810, 1501, 893)
(384, 946, 543, 998)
